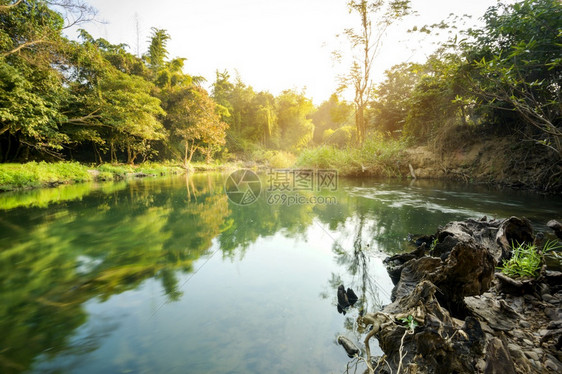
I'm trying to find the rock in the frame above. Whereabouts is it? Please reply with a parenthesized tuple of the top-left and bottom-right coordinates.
(337, 285, 350, 309)
(337, 336, 360, 358)
(547, 220, 562, 240)
(545, 359, 562, 371)
(370, 217, 561, 374)
(484, 337, 517, 374)
(525, 350, 539, 360)
(346, 288, 358, 306)
(465, 296, 515, 331)
(519, 320, 531, 328)
(496, 217, 534, 259)
(507, 343, 522, 358)
(545, 354, 562, 371)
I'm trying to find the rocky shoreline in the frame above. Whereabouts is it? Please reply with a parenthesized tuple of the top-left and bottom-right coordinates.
(350, 216, 562, 373)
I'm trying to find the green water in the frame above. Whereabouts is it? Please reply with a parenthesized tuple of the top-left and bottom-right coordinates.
(0, 173, 560, 373)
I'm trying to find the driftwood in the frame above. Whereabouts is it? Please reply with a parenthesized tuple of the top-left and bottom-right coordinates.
(362, 216, 562, 374)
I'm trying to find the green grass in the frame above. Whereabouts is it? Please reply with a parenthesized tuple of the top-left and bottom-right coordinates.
(249, 149, 297, 168)
(498, 240, 562, 279)
(0, 161, 92, 190)
(297, 133, 407, 176)
(0, 161, 185, 191)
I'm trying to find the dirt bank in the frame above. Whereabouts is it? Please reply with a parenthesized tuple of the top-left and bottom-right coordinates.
(402, 135, 562, 194)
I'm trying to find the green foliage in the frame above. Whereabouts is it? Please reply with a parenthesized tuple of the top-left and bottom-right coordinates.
(0, 161, 183, 191)
(276, 89, 315, 152)
(463, 0, 562, 156)
(0, 162, 91, 190)
(497, 240, 562, 279)
(311, 93, 354, 143)
(400, 315, 419, 331)
(324, 125, 357, 147)
(297, 132, 406, 175)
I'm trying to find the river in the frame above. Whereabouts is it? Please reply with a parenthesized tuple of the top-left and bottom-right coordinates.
(0, 172, 560, 373)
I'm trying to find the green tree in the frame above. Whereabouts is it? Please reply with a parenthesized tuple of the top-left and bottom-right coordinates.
(311, 93, 354, 144)
(370, 63, 421, 136)
(0, 0, 70, 160)
(276, 89, 315, 151)
(463, 0, 562, 157)
(164, 86, 228, 165)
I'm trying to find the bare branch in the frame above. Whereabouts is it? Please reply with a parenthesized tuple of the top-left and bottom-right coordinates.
(1, 39, 47, 58)
(0, 0, 22, 12)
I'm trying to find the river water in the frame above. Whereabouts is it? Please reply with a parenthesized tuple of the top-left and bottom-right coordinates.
(0, 172, 560, 373)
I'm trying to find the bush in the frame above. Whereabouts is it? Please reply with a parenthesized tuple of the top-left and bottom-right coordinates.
(297, 132, 406, 176)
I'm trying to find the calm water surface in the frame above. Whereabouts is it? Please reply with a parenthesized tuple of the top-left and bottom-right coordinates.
(0, 174, 561, 373)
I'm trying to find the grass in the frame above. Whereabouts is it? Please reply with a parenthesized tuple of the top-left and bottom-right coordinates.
(249, 149, 297, 169)
(297, 133, 407, 176)
(0, 161, 185, 191)
(498, 240, 562, 279)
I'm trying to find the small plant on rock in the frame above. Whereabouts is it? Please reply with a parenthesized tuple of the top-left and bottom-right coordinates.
(498, 240, 561, 279)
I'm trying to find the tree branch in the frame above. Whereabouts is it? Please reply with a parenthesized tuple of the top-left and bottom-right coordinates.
(0, 0, 22, 12)
(1, 39, 47, 58)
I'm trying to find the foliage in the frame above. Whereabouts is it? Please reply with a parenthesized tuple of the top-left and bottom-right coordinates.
(297, 132, 406, 176)
(311, 93, 354, 143)
(0, 161, 91, 190)
(163, 86, 228, 165)
(400, 315, 419, 331)
(0, 161, 183, 190)
(276, 89, 315, 152)
(463, 0, 562, 157)
(497, 240, 562, 279)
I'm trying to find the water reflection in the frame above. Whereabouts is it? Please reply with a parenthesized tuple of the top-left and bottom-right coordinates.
(0, 174, 560, 373)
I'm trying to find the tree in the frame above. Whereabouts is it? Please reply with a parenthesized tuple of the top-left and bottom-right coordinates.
(370, 63, 421, 135)
(311, 93, 354, 144)
(276, 89, 315, 151)
(164, 86, 228, 165)
(146, 27, 170, 73)
(463, 0, 562, 157)
(338, 0, 412, 144)
(0, 0, 70, 160)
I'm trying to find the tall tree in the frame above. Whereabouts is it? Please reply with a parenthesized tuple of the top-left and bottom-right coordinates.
(339, 0, 412, 144)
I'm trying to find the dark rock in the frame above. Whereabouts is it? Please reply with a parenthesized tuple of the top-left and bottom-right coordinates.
(483, 337, 517, 374)
(337, 335, 360, 358)
(496, 217, 534, 257)
(462, 316, 486, 354)
(337, 285, 350, 309)
(547, 220, 562, 240)
(368, 217, 559, 374)
(346, 288, 358, 306)
(496, 272, 539, 295)
(465, 296, 515, 331)
(383, 244, 428, 285)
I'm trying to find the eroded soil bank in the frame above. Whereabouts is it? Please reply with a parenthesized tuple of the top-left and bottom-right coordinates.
(357, 216, 562, 373)
(402, 135, 561, 194)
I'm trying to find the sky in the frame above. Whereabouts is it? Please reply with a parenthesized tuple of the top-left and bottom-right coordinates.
(68, 0, 506, 104)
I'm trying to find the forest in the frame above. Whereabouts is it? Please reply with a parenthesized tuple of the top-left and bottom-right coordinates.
(0, 0, 561, 190)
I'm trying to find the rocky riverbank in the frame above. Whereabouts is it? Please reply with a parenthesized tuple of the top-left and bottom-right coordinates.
(354, 216, 562, 373)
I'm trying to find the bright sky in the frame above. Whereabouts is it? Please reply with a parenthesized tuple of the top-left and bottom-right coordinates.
(69, 0, 505, 104)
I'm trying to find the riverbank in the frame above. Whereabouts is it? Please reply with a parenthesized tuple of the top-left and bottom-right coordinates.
(0, 162, 187, 191)
(345, 216, 562, 373)
(297, 132, 561, 194)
